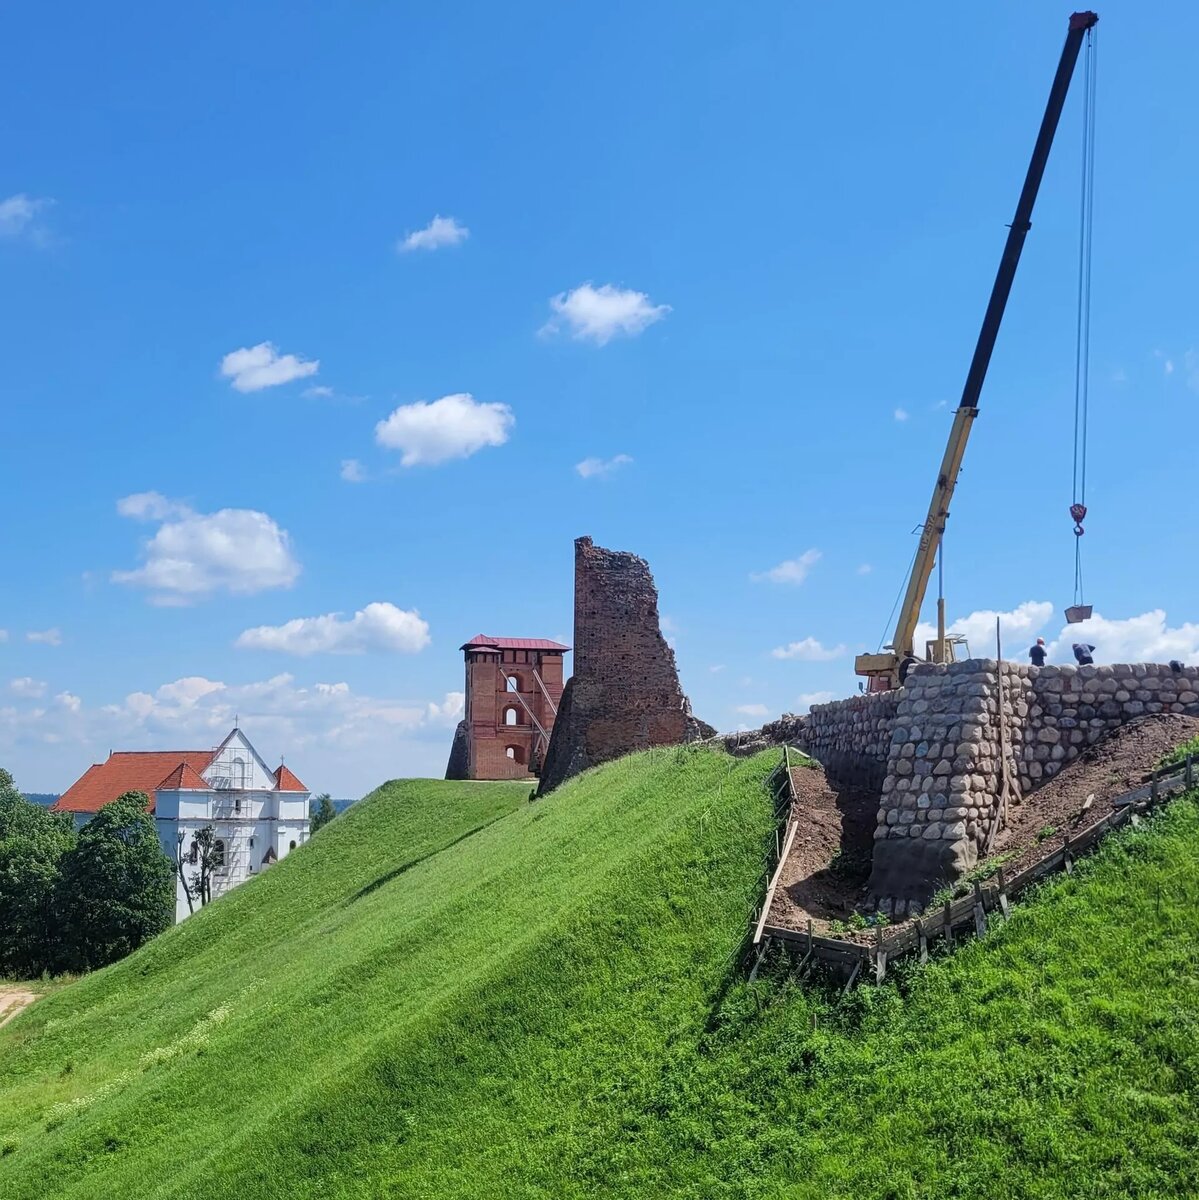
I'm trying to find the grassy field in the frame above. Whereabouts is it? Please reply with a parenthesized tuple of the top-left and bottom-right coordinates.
(1, 749, 1198, 1198)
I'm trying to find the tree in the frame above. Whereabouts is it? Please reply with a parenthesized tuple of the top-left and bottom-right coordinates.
(55, 791, 174, 971)
(173, 828, 195, 916)
(310, 793, 336, 834)
(0, 768, 75, 977)
(187, 824, 221, 907)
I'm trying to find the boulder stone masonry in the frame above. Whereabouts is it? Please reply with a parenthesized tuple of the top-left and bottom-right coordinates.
(538, 537, 713, 794)
(866, 659, 1199, 912)
(800, 691, 900, 790)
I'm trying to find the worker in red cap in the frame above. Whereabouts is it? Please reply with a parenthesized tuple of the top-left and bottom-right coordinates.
(1028, 637, 1048, 667)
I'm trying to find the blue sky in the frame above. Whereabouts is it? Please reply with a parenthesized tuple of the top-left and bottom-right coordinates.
(3, 2, 1198, 797)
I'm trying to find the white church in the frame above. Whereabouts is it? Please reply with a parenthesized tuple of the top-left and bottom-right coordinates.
(53, 727, 311, 922)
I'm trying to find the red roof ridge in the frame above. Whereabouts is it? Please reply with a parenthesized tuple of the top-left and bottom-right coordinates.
(156, 761, 210, 791)
(274, 764, 308, 792)
(54, 749, 215, 815)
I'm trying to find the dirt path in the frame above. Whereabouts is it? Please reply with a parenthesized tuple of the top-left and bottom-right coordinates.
(0, 987, 39, 1029)
(767, 714, 1199, 936)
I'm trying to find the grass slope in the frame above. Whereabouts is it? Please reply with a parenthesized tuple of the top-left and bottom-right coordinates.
(2, 750, 1199, 1198)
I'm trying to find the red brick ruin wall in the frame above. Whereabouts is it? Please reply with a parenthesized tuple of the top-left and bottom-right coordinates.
(538, 537, 712, 794)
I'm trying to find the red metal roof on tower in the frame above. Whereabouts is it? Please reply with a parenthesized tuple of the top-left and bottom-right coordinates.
(460, 634, 570, 652)
(52, 750, 215, 815)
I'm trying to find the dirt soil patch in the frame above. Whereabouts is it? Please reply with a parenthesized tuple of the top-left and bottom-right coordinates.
(0, 987, 39, 1029)
(991, 712, 1199, 865)
(767, 762, 879, 928)
(767, 714, 1199, 937)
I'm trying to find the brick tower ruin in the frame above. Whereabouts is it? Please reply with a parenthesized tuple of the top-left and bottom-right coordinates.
(537, 537, 713, 794)
(444, 636, 569, 781)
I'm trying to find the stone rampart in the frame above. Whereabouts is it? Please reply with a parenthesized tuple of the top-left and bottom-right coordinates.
(797, 691, 900, 790)
(868, 659, 1199, 912)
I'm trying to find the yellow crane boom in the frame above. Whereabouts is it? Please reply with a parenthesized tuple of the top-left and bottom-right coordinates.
(855, 10, 1098, 691)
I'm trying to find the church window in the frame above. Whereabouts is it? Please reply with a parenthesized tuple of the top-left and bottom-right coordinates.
(504, 707, 519, 726)
(213, 839, 226, 869)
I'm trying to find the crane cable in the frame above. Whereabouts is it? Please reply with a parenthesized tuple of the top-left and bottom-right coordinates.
(1070, 25, 1098, 606)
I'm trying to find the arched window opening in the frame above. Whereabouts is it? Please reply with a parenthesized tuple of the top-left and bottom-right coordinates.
(506, 745, 526, 766)
(289, 839, 297, 852)
(505, 747, 515, 759)
(188, 840, 198, 865)
(213, 839, 226, 870)
(504, 707, 519, 726)
(232, 756, 248, 788)
(506, 675, 520, 693)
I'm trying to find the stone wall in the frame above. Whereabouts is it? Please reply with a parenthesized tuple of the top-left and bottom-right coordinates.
(868, 659, 1199, 912)
(537, 537, 712, 794)
(797, 691, 900, 790)
(444, 720, 469, 781)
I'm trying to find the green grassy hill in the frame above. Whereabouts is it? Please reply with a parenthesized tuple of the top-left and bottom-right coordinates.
(2, 748, 1199, 1199)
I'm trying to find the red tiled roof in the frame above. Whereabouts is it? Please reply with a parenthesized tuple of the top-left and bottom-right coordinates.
(460, 634, 570, 652)
(52, 750, 215, 815)
(156, 762, 211, 791)
(274, 764, 308, 792)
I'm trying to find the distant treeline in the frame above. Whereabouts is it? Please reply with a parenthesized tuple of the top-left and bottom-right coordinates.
(22, 793, 59, 808)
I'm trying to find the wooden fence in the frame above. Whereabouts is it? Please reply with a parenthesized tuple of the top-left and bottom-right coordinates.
(747, 750, 1197, 989)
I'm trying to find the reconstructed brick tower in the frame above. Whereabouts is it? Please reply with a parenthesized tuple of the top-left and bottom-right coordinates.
(444, 636, 569, 781)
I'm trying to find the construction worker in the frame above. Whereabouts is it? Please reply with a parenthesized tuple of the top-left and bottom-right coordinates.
(1072, 642, 1096, 666)
(1028, 637, 1048, 666)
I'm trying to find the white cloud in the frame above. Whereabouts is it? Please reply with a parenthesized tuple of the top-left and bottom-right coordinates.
(220, 342, 319, 393)
(1046, 609, 1199, 665)
(915, 600, 1054, 658)
(113, 494, 300, 603)
(10, 678, 47, 698)
(1165, 359, 1175, 376)
(575, 453, 633, 480)
(426, 692, 465, 722)
(541, 283, 670, 346)
(26, 629, 62, 646)
(796, 690, 836, 711)
(304, 385, 335, 399)
(116, 491, 190, 522)
(0, 193, 53, 243)
(894, 407, 910, 422)
(340, 458, 367, 483)
(771, 637, 848, 662)
(236, 602, 430, 657)
(0, 672, 467, 795)
(856, 563, 873, 576)
(397, 215, 469, 253)
(752, 549, 822, 586)
(0, 630, 7, 642)
(709, 664, 726, 674)
(375, 393, 514, 467)
(734, 703, 769, 718)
